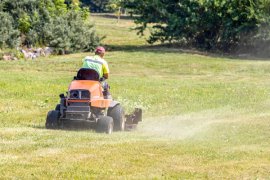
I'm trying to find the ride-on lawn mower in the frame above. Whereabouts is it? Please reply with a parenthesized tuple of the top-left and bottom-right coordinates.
(45, 68, 142, 134)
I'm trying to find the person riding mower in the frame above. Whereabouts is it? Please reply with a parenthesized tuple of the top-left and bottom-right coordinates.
(45, 48, 142, 134)
(82, 46, 111, 99)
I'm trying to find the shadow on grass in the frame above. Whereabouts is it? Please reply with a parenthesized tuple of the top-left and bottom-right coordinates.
(107, 44, 270, 61)
(32, 122, 96, 132)
(91, 13, 135, 20)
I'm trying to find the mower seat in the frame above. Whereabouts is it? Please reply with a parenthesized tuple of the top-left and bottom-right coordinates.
(76, 68, 100, 81)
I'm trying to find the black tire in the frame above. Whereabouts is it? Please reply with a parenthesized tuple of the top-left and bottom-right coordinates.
(55, 104, 60, 111)
(107, 104, 125, 131)
(96, 116, 114, 134)
(45, 110, 60, 129)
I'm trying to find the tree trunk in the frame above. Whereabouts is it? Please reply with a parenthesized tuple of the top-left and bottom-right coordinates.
(117, 7, 121, 23)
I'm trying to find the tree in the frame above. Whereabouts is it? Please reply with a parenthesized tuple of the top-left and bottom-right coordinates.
(123, 0, 270, 51)
(80, 0, 110, 12)
(107, 0, 123, 22)
(65, 0, 80, 10)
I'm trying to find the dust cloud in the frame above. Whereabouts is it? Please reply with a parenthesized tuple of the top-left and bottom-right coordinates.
(138, 108, 237, 140)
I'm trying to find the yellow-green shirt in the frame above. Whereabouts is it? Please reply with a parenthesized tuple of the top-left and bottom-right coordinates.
(82, 55, 109, 78)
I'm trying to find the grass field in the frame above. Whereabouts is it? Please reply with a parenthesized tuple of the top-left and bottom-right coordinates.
(1, 15, 270, 179)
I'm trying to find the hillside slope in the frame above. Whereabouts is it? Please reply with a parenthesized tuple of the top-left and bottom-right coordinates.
(0, 15, 270, 179)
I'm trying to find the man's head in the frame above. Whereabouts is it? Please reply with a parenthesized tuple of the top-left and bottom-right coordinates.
(95, 46, 106, 58)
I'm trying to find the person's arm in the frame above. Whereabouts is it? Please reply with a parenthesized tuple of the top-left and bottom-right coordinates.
(102, 61, 110, 79)
(103, 73, 109, 79)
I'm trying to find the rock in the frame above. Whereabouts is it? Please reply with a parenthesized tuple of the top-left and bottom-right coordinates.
(20, 47, 53, 59)
(3, 55, 12, 61)
(2, 54, 17, 61)
(21, 49, 29, 58)
(21, 49, 37, 59)
(44, 47, 53, 56)
(34, 48, 45, 57)
(28, 52, 37, 59)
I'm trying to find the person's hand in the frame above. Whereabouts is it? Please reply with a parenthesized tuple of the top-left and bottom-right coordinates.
(99, 77, 105, 82)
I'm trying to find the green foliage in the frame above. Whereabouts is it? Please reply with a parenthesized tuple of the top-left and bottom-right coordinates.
(81, 7, 90, 20)
(53, 0, 68, 13)
(123, 0, 270, 51)
(80, 0, 124, 13)
(0, 0, 100, 54)
(0, 48, 24, 60)
(261, 0, 270, 14)
(18, 13, 31, 34)
(106, 0, 122, 12)
(46, 10, 100, 54)
(0, 12, 20, 48)
(81, 0, 110, 12)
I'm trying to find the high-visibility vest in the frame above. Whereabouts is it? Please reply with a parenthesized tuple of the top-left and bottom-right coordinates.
(82, 55, 109, 77)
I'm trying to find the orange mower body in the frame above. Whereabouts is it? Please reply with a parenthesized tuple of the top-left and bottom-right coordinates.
(68, 80, 111, 108)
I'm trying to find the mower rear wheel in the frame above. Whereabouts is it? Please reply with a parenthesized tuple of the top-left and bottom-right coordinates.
(96, 116, 114, 134)
(107, 104, 125, 131)
(45, 110, 60, 129)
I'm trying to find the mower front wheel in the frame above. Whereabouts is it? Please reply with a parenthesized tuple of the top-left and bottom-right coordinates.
(96, 116, 114, 134)
(45, 110, 60, 129)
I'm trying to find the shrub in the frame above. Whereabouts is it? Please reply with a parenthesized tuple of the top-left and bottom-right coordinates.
(43, 10, 100, 54)
(0, 12, 20, 49)
(0, 0, 100, 54)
